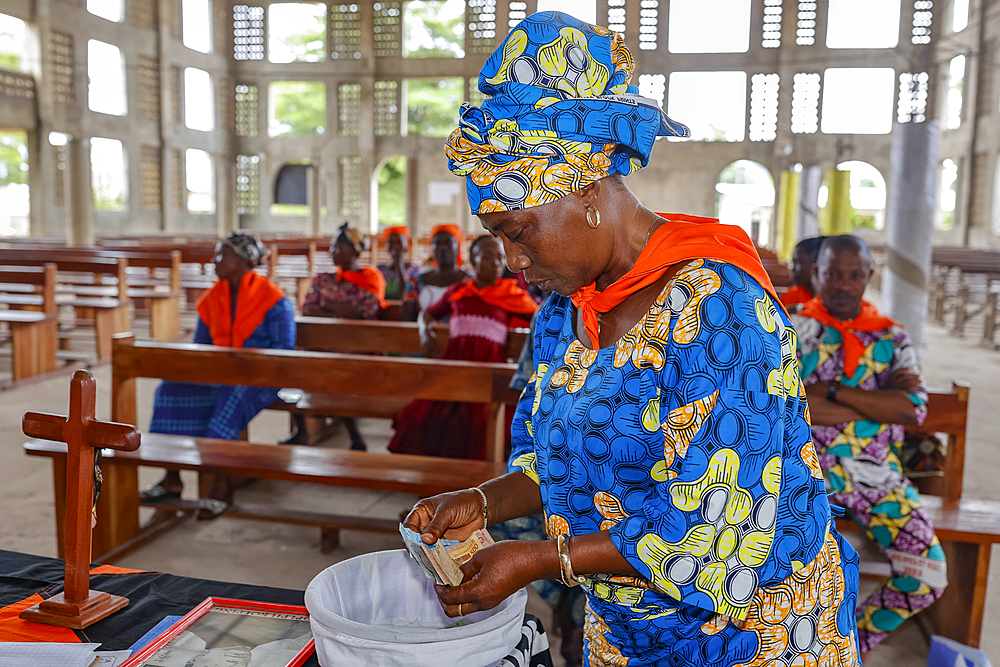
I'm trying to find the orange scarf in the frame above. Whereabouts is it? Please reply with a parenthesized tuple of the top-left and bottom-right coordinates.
(196, 271, 284, 348)
(799, 296, 899, 379)
(781, 285, 814, 308)
(335, 266, 388, 308)
(450, 278, 539, 314)
(431, 224, 464, 266)
(381, 225, 410, 245)
(571, 213, 780, 349)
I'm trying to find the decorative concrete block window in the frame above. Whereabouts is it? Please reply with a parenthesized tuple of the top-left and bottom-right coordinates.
(403, 0, 465, 58)
(91, 137, 128, 212)
(945, 55, 966, 130)
(0, 14, 27, 72)
(87, 0, 122, 22)
(182, 0, 212, 53)
(820, 68, 894, 134)
(826, 0, 899, 49)
(638, 73, 665, 107)
(404, 77, 464, 137)
(88, 40, 127, 116)
(536, 0, 596, 24)
(184, 68, 215, 132)
(268, 3, 326, 63)
(952, 0, 969, 32)
(666, 71, 746, 142)
(185, 148, 215, 213)
(269, 81, 326, 136)
(936, 158, 958, 230)
(668, 0, 749, 53)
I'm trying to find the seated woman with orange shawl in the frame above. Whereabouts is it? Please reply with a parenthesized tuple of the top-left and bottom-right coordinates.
(299, 223, 386, 450)
(143, 233, 295, 518)
(401, 224, 469, 321)
(377, 225, 422, 302)
(389, 235, 537, 460)
(302, 224, 387, 320)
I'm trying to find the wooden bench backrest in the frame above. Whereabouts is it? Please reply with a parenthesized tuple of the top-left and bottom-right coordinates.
(111, 335, 521, 461)
(0, 253, 129, 302)
(295, 317, 528, 361)
(0, 263, 58, 315)
(912, 381, 970, 506)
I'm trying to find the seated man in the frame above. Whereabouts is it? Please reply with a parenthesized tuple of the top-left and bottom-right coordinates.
(793, 234, 946, 655)
(781, 235, 825, 312)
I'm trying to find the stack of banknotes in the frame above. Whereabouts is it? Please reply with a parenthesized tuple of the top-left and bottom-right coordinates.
(399, 524, 494, 587)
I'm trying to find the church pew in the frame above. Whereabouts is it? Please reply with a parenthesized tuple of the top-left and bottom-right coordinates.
(52, 334, 519, 560)
(0, 264, 59, 379)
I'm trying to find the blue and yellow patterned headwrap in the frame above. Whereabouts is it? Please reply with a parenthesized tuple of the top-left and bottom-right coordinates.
(446, 12, 689, 215)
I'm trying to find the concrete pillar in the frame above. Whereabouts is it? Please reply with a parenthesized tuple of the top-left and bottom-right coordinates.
(776, 171, 800, 262)
(217, 156, 236, 233)
(826, 168, 852, 234)
(309, 162, 322, 236)
(27, 131, 46, 237)
(883, 119, 940, 356)
(68, 137, 93, 246)
(405, 155, 419, 236)
(798, 165, 822, 240)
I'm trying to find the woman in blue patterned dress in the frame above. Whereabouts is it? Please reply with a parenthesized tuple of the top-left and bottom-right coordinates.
(404, 12, 861, 667)
(142, 233, 296, 518)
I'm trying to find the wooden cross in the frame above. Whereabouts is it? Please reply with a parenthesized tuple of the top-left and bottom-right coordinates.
(19, 370, 141, 629)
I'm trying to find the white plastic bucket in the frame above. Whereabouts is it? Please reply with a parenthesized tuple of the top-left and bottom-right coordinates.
(305, 549, 527, 667)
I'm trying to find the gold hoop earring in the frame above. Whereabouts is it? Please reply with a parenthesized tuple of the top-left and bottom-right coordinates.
(586, 206, 601, 229)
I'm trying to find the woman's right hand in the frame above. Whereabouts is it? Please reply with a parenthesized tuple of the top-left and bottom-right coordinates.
(419, 327, 438, 358)
(402, 490, 486, 545)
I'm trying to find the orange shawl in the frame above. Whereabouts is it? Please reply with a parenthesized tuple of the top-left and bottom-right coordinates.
(449, 278, 539, 314)
(335, 267, 388, 308)
(780, 285, 814, 308)
(799, 296, 899, 379)
(571, 213, 780, 349)
(196, 271, 284, 348)
(431, 224, 464, 266)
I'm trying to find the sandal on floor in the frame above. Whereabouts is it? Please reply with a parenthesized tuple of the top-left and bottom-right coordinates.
(196, 498, 229, 521)
(139, 484, 182, 504)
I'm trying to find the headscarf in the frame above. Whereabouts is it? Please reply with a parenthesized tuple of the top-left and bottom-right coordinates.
(449, 278, 539, 315)
(221, 232, 268, 268)
(431, 224, 464, 266)
(799, 297, 900, 380)
(334, 223, 368, 254)
(196, 271, 284, 348)
(446, 12, 689, 215)
(571, 214, 781, 349)
(380, 226, 411, 246)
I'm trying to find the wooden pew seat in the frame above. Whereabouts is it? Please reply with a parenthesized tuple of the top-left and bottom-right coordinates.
(271, 391, 409, 420)
(25, 433, 505, 556)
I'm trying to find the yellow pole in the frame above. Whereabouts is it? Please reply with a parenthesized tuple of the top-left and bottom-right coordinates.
(776, 171, 800, 263)
(826, 168, 852, 235)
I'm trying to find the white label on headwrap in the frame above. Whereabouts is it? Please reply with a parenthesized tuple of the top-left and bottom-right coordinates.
(884, 548, 948, 589)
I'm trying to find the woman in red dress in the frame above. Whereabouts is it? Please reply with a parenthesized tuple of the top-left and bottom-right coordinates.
(388, 235, 538, 460)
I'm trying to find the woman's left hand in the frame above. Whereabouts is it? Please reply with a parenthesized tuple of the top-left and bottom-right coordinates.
(435, 539, 555, 617)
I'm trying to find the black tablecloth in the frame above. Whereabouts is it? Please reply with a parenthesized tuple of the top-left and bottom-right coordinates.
(0, 549, 553, 666)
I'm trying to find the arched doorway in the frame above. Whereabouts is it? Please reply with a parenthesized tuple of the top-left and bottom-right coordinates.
(818, 160, 887, 231)
(371, 155, 406, 234)
(715, 159, 775, 245)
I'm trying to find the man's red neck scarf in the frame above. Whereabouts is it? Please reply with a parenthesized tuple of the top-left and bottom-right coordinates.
(799, 296, 899, 378)
(781, 285, 814, 308)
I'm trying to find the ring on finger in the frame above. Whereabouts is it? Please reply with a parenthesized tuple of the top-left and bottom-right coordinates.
(458, 603, 463, 616)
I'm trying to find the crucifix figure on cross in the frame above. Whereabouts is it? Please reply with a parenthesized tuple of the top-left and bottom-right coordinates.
(19, 369, 141, 629)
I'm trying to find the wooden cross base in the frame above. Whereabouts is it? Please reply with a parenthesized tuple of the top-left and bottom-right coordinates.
(19, 590, 129, 629)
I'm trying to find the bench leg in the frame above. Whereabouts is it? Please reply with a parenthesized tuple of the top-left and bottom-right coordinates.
(94, 306, 131, 359)
(925, 540, 990, 648)
(92, 464, 140, 560)
(10, 319, 57, 381)
(148, 296, 181, 341)
(321, 528, 340, 553)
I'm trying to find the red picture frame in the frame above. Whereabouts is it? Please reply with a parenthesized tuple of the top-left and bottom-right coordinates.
(121, 597, 315, 667)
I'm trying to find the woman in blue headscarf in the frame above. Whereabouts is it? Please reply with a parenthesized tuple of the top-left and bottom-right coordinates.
(405, 12, 861, 667)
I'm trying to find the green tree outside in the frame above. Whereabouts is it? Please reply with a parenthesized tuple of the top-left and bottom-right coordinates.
(377, 155, 406, 225)
(406, 77, 463, 137)
(270, 81, 326, 136)
(404, 0, 465, 59)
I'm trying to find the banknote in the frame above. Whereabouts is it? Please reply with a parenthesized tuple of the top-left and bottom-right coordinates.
(398, 524, 495, 587)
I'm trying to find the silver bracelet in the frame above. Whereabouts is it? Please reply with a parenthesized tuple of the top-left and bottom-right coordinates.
(470, 486, 489, 527)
